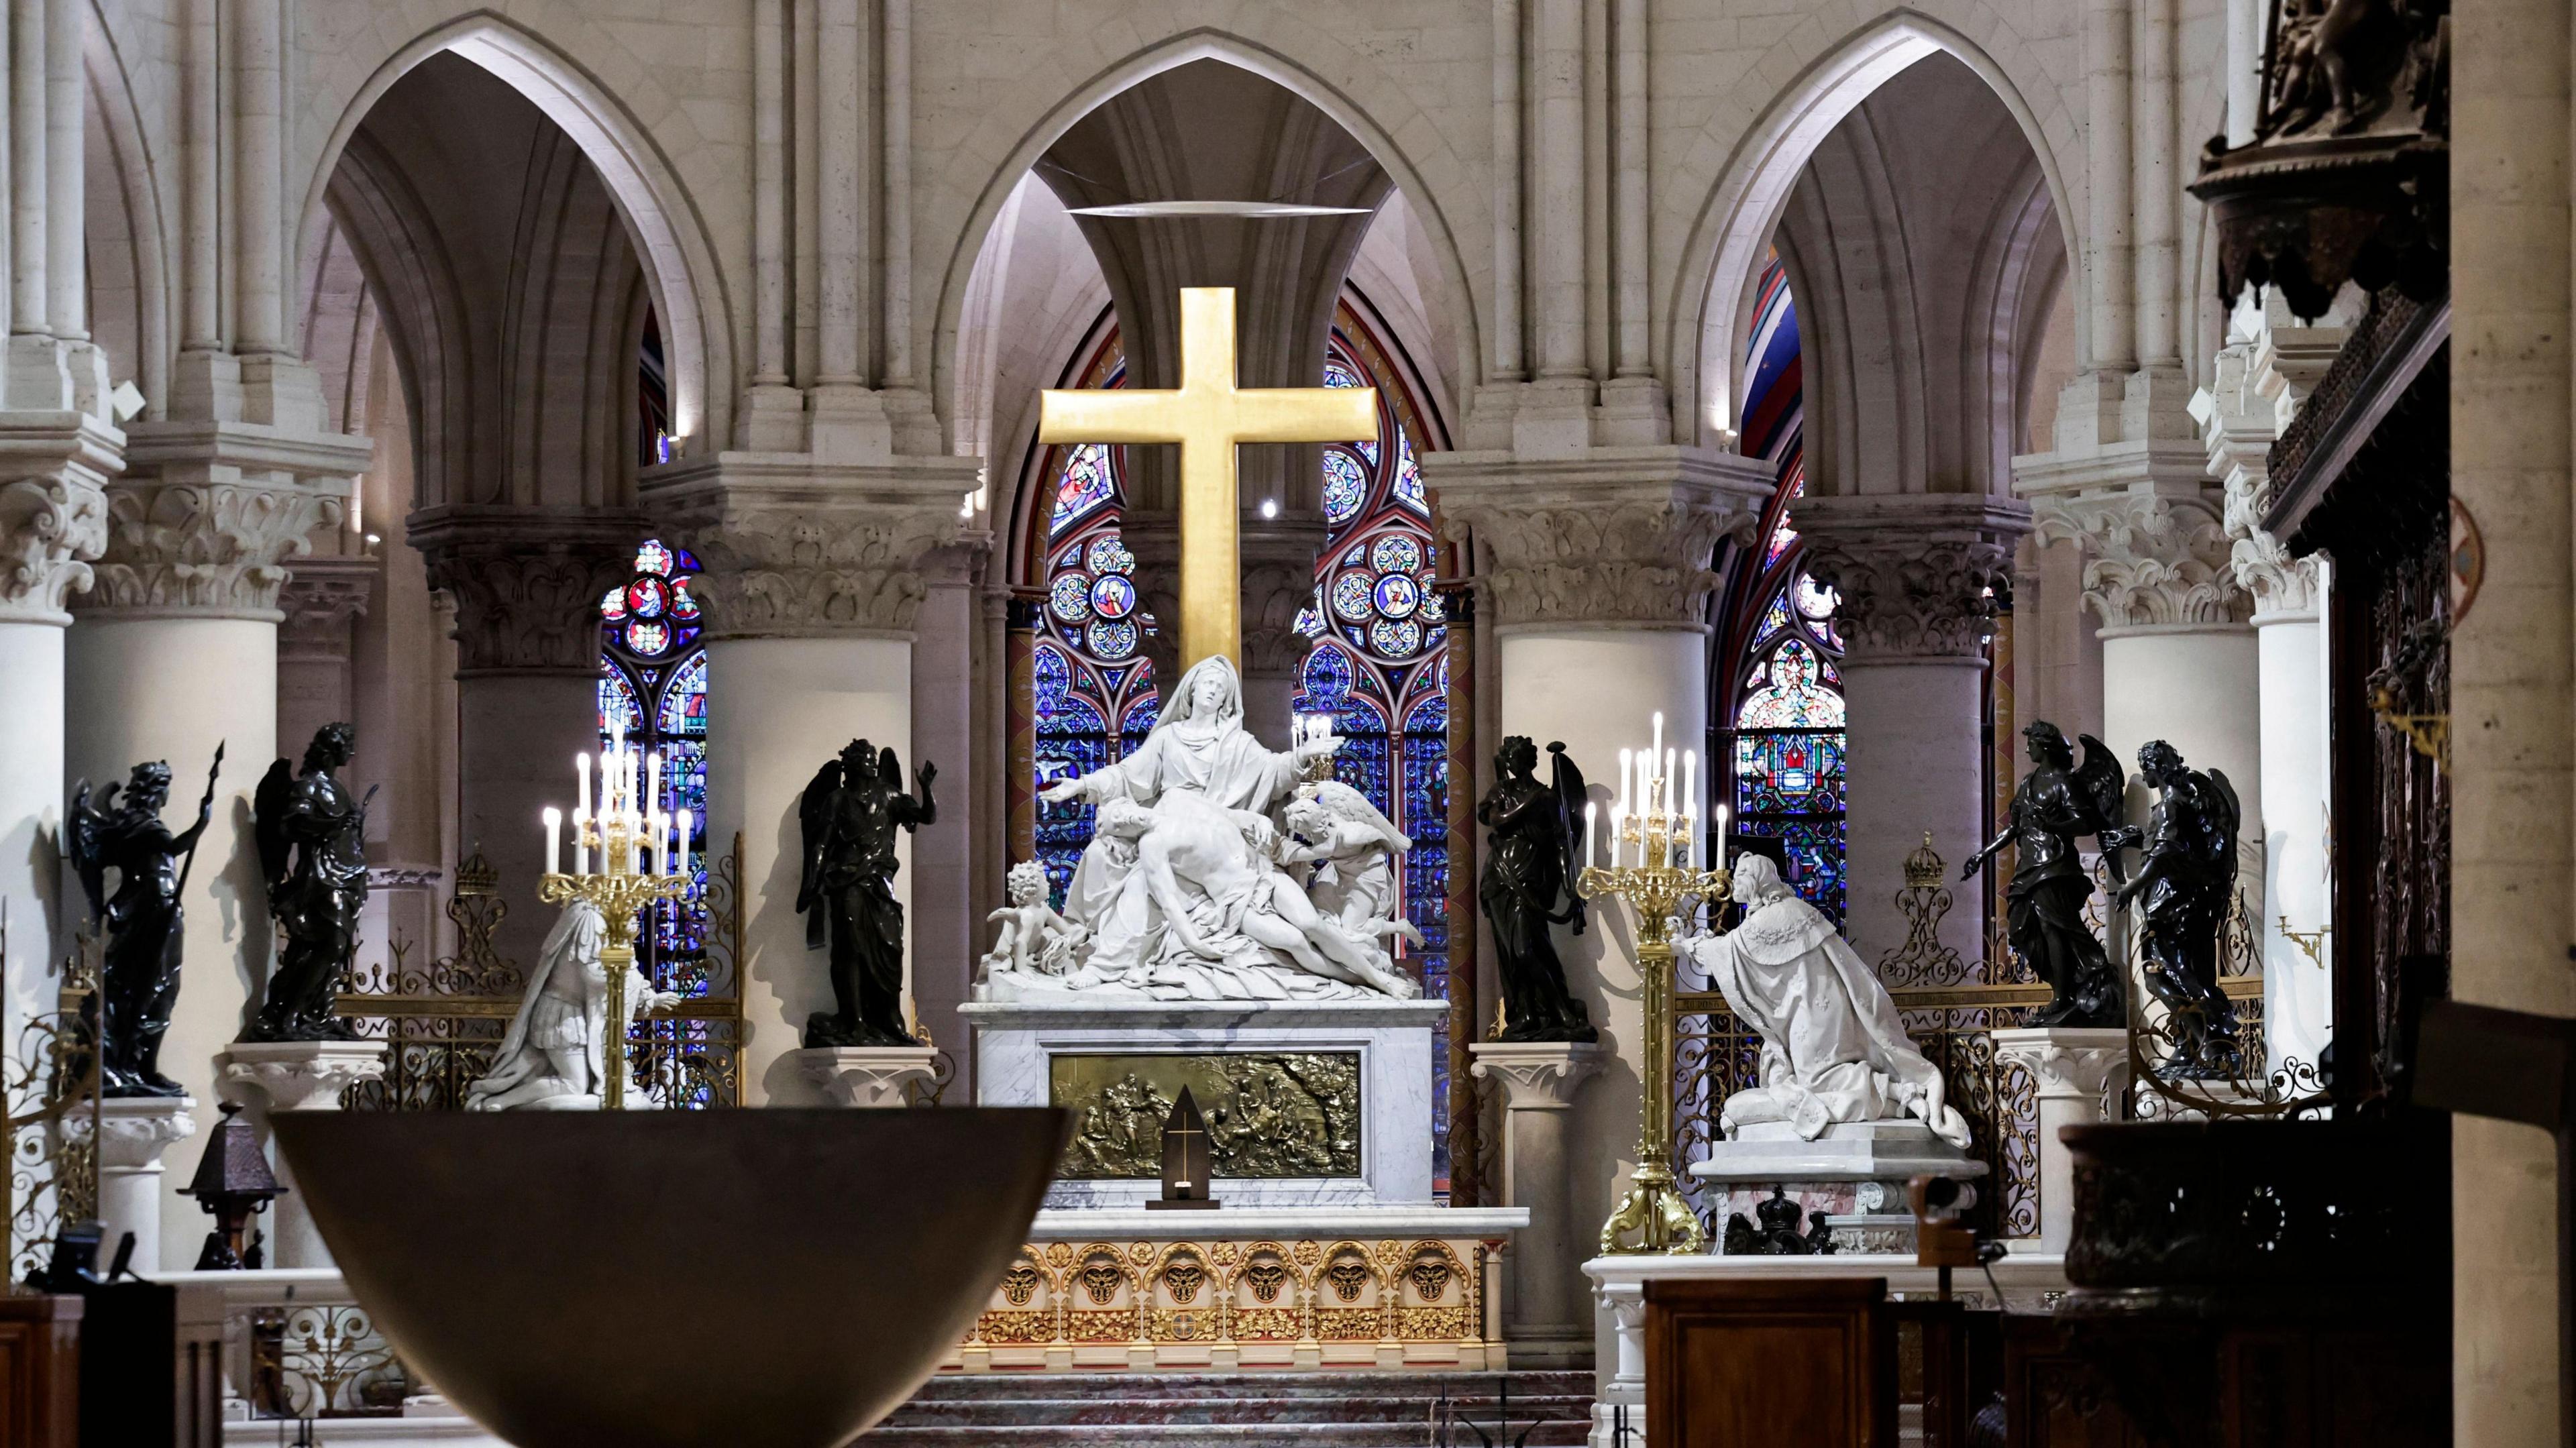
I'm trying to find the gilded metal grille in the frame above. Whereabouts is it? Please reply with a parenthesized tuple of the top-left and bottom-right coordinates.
(5, 927, 99, 1282)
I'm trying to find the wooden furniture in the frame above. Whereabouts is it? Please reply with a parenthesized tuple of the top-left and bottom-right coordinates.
(1645, 1277, 1891, 1448)
(0, 1290, 80, 1448)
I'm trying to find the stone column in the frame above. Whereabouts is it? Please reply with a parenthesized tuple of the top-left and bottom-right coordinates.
(1239, 512, 1327, 741)
(2017, 451, 2261, 872)
(1469, 1041, 1605, 1365)
(1796, 496, 2029, 962)
(68, 427, 365, 1260)
(910, 536, 986, 1062)
(83, 1097, 197, 1272)
(645, 453, 974, 1105)
(413, 515, 641, 970)
(1432, 447, 1772, 1315)
(275, 557, 374, 763)
(0, 419, 113, 1025)
(1992, 1027, 2127, 1254)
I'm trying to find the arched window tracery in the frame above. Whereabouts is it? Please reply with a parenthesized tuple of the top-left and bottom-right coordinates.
(596, 541, 714, 996)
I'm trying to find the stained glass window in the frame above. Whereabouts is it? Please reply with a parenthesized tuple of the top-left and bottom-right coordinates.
(1026, 300, 1456, 1190)
(1718, 254, 1847, 922)
(598, 538, 716, 1101)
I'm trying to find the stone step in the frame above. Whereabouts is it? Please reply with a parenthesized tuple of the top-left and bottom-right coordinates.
(898, 1370, 1595, 1402)
(883, 1393, 1593, 1427)
(856, 1423, 1592, 1448)
(857, 1370, 1597, 1447)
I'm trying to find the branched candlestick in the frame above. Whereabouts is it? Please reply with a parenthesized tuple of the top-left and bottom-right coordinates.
(538, 735, 691, 1111)
(1579, 718, 1725, 1255)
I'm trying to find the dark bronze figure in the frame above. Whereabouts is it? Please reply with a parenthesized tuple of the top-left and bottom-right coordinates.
(797, 740, 936, 1048)
(1722, 1186, 1837, 1256)
(1964, 721, 2126, 1027)
(1476, 736, 1597, 1044)
(2109, 740, 2245, 1078)
(246, 724, 370, 1042)
(67, 748, 222, 1095)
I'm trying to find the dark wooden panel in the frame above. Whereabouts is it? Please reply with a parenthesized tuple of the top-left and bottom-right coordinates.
(1646, 1277, 1889, 1448)
(2002, 1315, 2145, 1448)
(0, 1292, 81, 1448)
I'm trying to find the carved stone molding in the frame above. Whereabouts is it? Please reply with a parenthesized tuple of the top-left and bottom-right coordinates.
(2019, 445, 2251, 632)
(1794, 496, 2031, 661)
(277, 557, 377, 663)
(414, 514, 638, 677)
(64, 1097, 201, 1170)
(2200, 311, 2348, 622)
(219, 1040, 390, 1112)
(82, 422, 370, 622)
(643, 453, 977, 641)
(1427, 449, 1773, 630)
(1993, 1026, 2129, 1103)
(1468, 1041, 1607, 1111)
(0, 411, 117, 624)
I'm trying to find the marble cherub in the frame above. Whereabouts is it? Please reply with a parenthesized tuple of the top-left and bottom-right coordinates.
(981, 860, 1089, 980)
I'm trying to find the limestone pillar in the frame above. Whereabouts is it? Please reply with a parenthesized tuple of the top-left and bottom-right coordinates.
(275, 558, 374, 767)
(413, 516, 639, 970)
(2018, 450, 2261, 875)
(645, 453, 974, 1104)
(1469, 1041, 1605, 1366)
(910, 536, 986, 1068)
(2453, 0, 2574, 1434)
(83, 1097, 196, 1272)
(1239, 512, 1327, 742)
(0, 419, 113, 1027)
(1432, 447, 1772, 1319)
(66, 426, 365, 1260)
(1796, 496, 2029, 962)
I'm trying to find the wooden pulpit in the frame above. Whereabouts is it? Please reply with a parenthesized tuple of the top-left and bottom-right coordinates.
(1645, 1277, 1892, 1447)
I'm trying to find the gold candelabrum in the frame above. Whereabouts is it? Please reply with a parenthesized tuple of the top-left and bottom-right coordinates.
(538, 737, 692, 1111)
(1576, 732, 1727, 1256)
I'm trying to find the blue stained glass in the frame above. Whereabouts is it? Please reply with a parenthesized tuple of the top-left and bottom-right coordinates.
(657, 654, 708, 736)
(1049, 573, 1092, 624)
(1368, 617, 1423, 658)
(1373, 572, 1421, 619)
(1087, 618, 1138, 659)
(1371, 535, 1421, 573)
(601, 540, 715, 1040)
(1324, 450, 1367, 525)
(1090, 573, 1136, 619)
(1331, 570, 1375, 622)
(1393, 436, 1428, 514)
(598, 671, 645, 736)
(1051, 445, 1116, 535)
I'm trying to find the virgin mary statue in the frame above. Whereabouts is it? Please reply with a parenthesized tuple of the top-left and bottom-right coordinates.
(1038, 655, 1332, 964)
(1678, 854, 1972, 1148)
(466, 899, 676, 1111)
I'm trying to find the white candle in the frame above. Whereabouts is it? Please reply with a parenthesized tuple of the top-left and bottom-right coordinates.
(651, 811, 667, 875)
(1684, 799, 1699, 870)
(1585, 801, 1599, 870)
(1664, 748, 1677, 816)
(1609, 806, 1625, 869)
(1651, 711, 1663, 776)
(543, 807, 561, 877)
(576, 752, 591, 820)
(676, 809, 692, 879)
(647, 751, 663, 818)
(1682, 750, 1697, 822)
(1615, 749, 1632, 815)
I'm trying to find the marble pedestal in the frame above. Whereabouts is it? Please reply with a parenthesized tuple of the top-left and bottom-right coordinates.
(70, 1096, 197, 1273)
(1689, 1120, 1984, 1256)
(1470, 1041, 1607, 1366)
(217, 1041, 388, 1268)
(795, 1045, 938, 1107)
(961, 998, 1446, 1208)
(1992, 1027, 2127, 1254)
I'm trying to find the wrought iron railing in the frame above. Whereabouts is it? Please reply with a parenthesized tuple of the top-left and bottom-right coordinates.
(4, 922, 99, 1281)
(337, 840, 747, 1111)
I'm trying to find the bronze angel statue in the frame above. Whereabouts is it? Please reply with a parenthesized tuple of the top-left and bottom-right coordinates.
(1476, 736, 1597, 1043)
(245, 723, 371, 1042)
(2108, 740, 2245, 1077)
(67, 748, 223, 1095)
(1963, 720, 2126, 1027)
(797, 739, 937, 1048)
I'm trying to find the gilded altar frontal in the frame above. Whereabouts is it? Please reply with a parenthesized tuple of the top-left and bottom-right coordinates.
(1050, 1054, 1361, 1179)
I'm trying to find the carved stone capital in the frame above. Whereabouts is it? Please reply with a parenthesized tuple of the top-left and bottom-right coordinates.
(1468, 1041, 1607, 1110)
(83, 422, 369, 622)
(412, 510, 641, 677)
(2229, 528, 2322, 618)
(1793, 496, 2030, 661)
(63, 1095, 201, 1171)
(277, 557, 376, 663)
(1992, 1026, 2129, 1102)
(219, 1040, 390, 1112)
(795, 1045, 938, 1108)
(0, 411, 118, 624)
(1426, 448, 1774, 630)
(641, 453, 978, 641)
(2201, 323, 2334, 621)
(1242, 513, 1329, 676)
(2017, 443, 2250, 631)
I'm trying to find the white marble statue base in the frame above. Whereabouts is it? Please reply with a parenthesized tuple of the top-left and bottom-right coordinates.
(795, 1044, 938, 1107)
(961, 998, 1446, 1208)
(217, 1040, 389, 1269)
(66, 1095, 197, 1274)
(1691, 1120, 1984, 1256)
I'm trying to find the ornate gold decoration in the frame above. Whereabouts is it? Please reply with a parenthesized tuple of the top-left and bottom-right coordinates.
(1325, 1259, 1372, 1302)
(1162, 1260, 1206, 1304)
(250, 1304, 406, 1418)
(5, 924, 101, 1280)
(1038, 286, 1377, 669)
(1407, 1254, 1453, 1302)
(2279, 916, 2329, 967)
(1244, 1261, 1287, 1302)
(1000, 1263, 1042, 1306)
(1051, 1053, 1361, 1179)
(1079, 1258, 1125, 1305)
(1879, 833, 1970, 988)
(2369, 685, 2448, 773)
(1578, 803, 1727, 1255)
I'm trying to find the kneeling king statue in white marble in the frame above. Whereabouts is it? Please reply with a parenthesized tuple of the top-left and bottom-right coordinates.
(1677, 854, 1972, 1148)
(467, 899, 679, 1111)
(984, 655, 1419, 1001)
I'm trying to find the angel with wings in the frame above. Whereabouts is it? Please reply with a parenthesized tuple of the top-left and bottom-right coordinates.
(796, 739, 936, 1048)
(1476, 736, 1598, 1043)
(246, 724, 369, 1042)
(2108, 740, 2245, 1078)
(1963, 720, 2125, 1028)
(67, 749, 221, 1095)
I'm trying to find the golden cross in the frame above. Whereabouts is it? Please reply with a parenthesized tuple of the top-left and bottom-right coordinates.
(1039, 287, 1377, 670)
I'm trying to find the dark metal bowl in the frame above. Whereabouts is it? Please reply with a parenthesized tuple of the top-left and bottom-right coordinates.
(273, 1108, 1067, 1448)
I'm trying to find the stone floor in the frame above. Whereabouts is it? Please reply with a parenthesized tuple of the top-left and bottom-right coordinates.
(853, 1370, 1597, 1447)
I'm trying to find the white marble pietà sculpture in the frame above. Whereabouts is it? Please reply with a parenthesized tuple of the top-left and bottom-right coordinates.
(1676, 854, 1973, 1148)
(982, 655, 1419, 1002)
(466, 899, 678, 1111)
